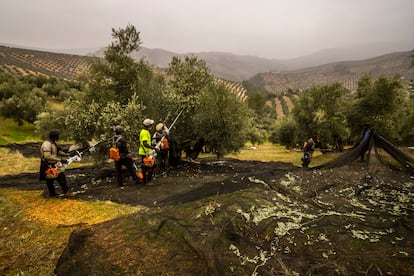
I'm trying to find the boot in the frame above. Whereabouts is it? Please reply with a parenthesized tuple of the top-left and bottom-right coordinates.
(64, 191, 76, 198)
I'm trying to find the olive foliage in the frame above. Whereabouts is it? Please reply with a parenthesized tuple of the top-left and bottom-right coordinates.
(35, 25, 249, 160)
(291, 83, 350, 146)
(277, 75, 413, 149)
(0, 73, 48, 125)
(346, 75, 409, 143)
(194, 83, 249, 158)
(36, 24, 149, 157)
(165, 55, 248, 158)
(0, 88, 47, 125)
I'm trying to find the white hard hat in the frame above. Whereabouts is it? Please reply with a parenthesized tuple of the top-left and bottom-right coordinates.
(156, 123, 164, 131)
(143, 118, 154, 126)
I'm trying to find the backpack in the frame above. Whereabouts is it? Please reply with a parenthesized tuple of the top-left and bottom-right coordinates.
(303, 139, 315, 153)
(161, 137, 169, 150)
(109, 136, 122, 161)
(45, 167, 59, 179)
(142, 155, 155, 167)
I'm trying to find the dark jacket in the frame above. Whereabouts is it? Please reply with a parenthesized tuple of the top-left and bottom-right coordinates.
(113, 135, 129, 159)
(303, 138, 315, 154)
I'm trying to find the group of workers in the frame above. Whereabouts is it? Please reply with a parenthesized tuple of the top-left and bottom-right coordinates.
(39, 118, 170, 198)
(112, 118, 170, 187)
(40, 119, 371, 198)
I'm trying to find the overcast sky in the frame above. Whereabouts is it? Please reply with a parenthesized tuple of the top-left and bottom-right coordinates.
(1, 0, 413, 59)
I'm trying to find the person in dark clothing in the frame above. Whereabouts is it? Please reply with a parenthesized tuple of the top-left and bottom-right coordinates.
(39, 129, 75, 198)
(112, 125, 141, 187)
(301, 135, 318, 168)
(360, 127, 372, 162)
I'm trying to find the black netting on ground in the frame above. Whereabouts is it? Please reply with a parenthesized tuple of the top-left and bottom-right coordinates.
(374, 134, 414, 170)
(313, 131, 414, 174)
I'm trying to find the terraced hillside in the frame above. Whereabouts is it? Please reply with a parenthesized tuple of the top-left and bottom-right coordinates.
(0, 45, 91, 79)
(214, 78, 248, 101)
(265, 94, 298, 120)
(249, 51, 414, 95)
(2, 45, 412, 116)
(0, 45, 249, 101)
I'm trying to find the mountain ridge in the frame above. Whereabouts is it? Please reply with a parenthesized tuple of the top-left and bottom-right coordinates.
(2, 41, 413, 81)
(59, 42, 414, 81)
(0, 44, 412, 95)
(249, 51, 414, 95)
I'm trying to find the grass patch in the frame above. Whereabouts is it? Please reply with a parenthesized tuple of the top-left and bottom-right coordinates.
(0, 117, 40, 145)
(0, 145, 144, 275)
(225, 142, 349, 168)
(226, 142, 304, 165)
(0, 189, 144, 275)
(46, 98, 64, 110)
(0, 148, 39, 176)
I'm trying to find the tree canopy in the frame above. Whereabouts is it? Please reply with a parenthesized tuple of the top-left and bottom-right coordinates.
(33, 25, 249, 160)
(275, 75, 413, 149)
(347, 75, 409, 142)
(291, 83, 350, 147)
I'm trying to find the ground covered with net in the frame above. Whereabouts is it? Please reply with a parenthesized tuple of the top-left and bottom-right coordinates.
(1, 143, 413, 275)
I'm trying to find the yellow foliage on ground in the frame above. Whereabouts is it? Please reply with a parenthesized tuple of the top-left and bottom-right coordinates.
(0, 148, 39, 176)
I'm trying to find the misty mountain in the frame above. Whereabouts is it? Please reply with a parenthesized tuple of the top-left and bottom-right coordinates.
(92, 42, 414, 82)
(248, 50, 414, 95)
(1, 43, 412, 89)
(91, 47, 286, 81)
(3, 41, 412, 82)
(0, 43, 101, 56)
(285, 41, 414, 70)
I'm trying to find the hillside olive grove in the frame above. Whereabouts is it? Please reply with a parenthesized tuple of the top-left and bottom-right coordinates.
(269, 75, 414, 148)
(3, 25, 249, 160)
(1, 25, 413, 157)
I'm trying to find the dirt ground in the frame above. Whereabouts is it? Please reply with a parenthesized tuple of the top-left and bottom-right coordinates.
(0, 142, 297, 206)
(1, 143, 413, 275)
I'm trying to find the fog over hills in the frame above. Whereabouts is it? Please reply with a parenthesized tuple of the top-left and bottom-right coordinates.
(2, 40, 413, 82)
(0, 43, 101, 57)
(92, 41, 413, 81)
(249, 51, 414, 95)
(1, 42, 413, 89)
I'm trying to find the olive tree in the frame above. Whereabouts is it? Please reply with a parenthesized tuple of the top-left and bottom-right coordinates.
(83, 24, 143, 105)
(36, 24, 159, 156)
(194, 83, 249, 159)
(346, 75, 409, 143)
(165, 55, 249, 160)
(0, 87, 47, 125)
(272, 118, 300, 149)
(165, 55, 214, 146)
(292, 83, 350, 147)
(36, 94, 145, 160)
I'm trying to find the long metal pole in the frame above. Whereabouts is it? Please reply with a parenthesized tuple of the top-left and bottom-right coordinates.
(167, 108, 184, 131)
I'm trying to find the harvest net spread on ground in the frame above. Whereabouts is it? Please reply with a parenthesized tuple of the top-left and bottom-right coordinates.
(1, 138, 413, 275)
